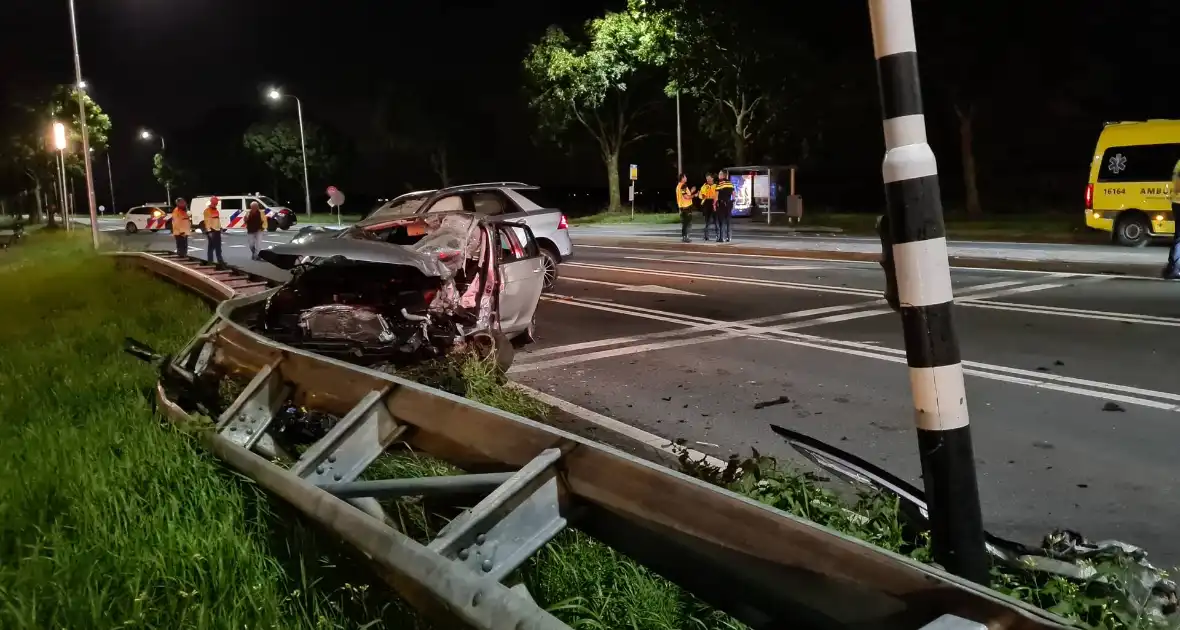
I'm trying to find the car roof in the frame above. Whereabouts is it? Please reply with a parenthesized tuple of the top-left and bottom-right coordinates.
(436, 182, 535, 193)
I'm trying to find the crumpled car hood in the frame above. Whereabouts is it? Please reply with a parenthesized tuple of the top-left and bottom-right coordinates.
(260, 238, 452, 278)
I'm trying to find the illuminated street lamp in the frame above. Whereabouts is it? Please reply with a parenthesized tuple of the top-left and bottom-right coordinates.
(52, 122, 70, 230)
(77, 80, 88, 90)
(139, 129, 169, 205)
(267, 87, 312, 217)
(66, 0, 99, 247)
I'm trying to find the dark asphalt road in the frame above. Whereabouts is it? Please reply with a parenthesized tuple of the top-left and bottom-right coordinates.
(102, 219, 1180, 565)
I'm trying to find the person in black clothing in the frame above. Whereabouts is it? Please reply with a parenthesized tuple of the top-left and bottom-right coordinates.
(713, 170, 734, 243)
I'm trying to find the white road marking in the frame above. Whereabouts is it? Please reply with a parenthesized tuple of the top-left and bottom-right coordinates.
(578, 244, 1168, 281)
(774, 330, 1180, 404)
(525, 298, 887, 359)
(563, 276, 703, 296)
(623, 256, 830, 271)
(566, 262, 882, 297)
(527, 274, 1072, 363)
(510, 332, 740, 373)
(958, 299, 1180, 327)
(508, 383, 727, 468)
(527, 288, 1180, 412)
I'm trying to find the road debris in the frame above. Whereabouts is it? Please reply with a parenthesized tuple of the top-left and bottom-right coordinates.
(754, 396, 790, 410)
(1102, 402, 1126, 412)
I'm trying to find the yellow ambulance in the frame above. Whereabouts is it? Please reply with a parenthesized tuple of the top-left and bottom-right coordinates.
(1086, 119, 1180, 246)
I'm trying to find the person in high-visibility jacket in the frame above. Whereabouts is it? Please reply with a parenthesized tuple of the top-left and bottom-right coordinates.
(203, 196, 225, 265)
(698, 173, 718, 241)
(675, 173, 696, 243)
(1165, 159, 1180, 279)
(714, 171, 734, 243)
(171, 197, 191, 257)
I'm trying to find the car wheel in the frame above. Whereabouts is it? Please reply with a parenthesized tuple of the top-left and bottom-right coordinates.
(1114, 213, 1151, 247)
(267, 221, 279, 233)
(125, 222, 137, 234)
(280, 217, 291, 230)
(539, 248, 559, 292)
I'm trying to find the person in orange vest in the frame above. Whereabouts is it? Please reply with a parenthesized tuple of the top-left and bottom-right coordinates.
(204, 196, 225, 265)
(698, 173, 718, 241)
(171, 197, 191, 257)
(675, 173, 696, 243)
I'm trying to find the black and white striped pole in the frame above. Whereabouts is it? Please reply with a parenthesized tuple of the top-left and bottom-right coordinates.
(868, 0, 988, 583)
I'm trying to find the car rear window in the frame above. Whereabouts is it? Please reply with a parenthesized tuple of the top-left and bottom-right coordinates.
(511, 188, 557, 210)
(1098, 144, 1180, 183)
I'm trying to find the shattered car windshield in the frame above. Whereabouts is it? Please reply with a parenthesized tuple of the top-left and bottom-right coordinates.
(367, 195, 430, 220)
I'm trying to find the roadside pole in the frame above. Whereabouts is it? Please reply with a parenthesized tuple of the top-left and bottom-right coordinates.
(868, 0, 987, 583)
(629, 164, 638, 219)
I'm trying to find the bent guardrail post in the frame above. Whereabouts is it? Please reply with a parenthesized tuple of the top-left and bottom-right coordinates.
(117, 251, 1071, 630)
(156, 383, 569, 630)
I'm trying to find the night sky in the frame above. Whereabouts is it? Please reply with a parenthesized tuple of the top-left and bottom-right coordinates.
(2, 0, 1177, 213)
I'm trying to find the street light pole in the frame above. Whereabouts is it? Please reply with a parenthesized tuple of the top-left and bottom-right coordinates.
(141, 130, 170, 204)
(67, 0, 99, 249)
(268, 88, 313, 217)
(106, 152, 116, 213)
(159, 136, 170, 206)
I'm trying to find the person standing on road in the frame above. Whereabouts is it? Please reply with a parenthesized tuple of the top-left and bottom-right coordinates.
(714, 170, 734, 243)
(699, 173, 718, 241)
(204, 196, 225, 265)
(675, 173, 696, 243)
(171, 197, 191, 257)
(1166, 158, 1180, 279)
(245, 200, 267, 261)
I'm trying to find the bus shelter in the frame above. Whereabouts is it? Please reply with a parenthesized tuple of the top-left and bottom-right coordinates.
(722, 164, 802, 224)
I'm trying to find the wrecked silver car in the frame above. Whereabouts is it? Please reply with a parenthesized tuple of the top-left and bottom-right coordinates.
(253, 211, 544, 369)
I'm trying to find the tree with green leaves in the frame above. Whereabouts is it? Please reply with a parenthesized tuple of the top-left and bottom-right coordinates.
(242, 120, 337, 197)
(152, 153, 186, 198)
(524, 0, 673, 211)
(654, 0, 817, 166)
(2, 85, 111, 226)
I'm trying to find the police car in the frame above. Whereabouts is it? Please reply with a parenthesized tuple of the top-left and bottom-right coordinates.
(123, 203, 172, 234)
(189, 194, 297, 232)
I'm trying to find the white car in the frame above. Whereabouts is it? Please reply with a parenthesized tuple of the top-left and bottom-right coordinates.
(123, 204, 171, 234)
(189, 194, 297, 232)
(297, 182, 573, 290)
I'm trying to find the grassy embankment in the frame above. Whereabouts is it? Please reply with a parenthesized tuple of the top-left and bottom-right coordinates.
(0, 231, 744, 629)
(0, 231, 1146, 630)
(571, 210, 1104, 244)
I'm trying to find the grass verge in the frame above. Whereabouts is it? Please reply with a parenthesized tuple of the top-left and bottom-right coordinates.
(571, 210, 681, 226)
(801, 212, 1105, 244)
(0, 232, 412, 629)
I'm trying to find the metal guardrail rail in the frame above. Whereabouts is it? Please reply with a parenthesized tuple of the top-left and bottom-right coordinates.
(113, 251, 1069, 630)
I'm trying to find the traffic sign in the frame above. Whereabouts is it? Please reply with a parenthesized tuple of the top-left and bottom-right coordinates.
(629, 164, 638, 181)
(327, 187, 345, 207)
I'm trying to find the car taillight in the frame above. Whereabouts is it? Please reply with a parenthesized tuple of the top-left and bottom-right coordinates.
(423, 289, 437, 304)
(1085, 184, 1093, 210)
(558, 214, 568, 230)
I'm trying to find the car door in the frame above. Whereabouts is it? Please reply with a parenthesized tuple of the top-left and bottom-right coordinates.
(495, 223, 545, 335)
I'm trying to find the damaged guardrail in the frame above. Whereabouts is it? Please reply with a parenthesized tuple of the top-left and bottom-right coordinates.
(113, 251, 1069, 630)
